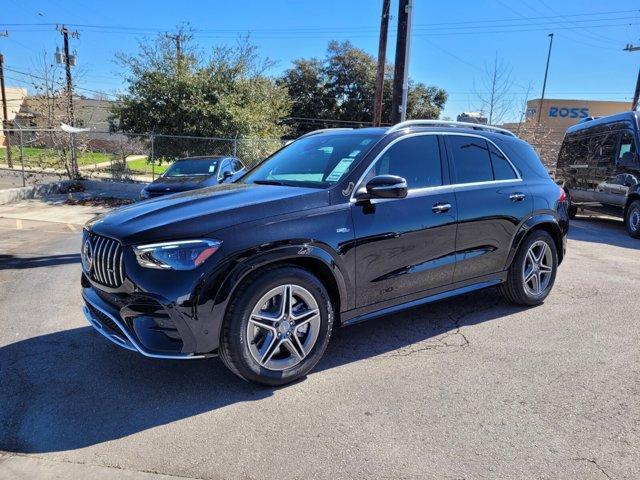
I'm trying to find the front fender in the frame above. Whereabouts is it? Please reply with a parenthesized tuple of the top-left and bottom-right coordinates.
(193, 242, 350, 353)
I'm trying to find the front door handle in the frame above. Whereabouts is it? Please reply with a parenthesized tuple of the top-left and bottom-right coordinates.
(432, 202, 452, 213)
(509, 192, 526, 202)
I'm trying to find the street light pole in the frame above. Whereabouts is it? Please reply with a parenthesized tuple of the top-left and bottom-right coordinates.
(537, 33, 554, 124)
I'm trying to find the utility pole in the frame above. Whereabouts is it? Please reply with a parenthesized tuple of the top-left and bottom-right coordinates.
(633, 68, 640, 111)
(165, 33, 184, 69)
(372, 0, 390, 127)
(57, 25, 79, 177)
(391, 0, 413, 124)
(0, 52, 13, 168)
(537, 33, 554, 124)
(623, 44, 640, 110)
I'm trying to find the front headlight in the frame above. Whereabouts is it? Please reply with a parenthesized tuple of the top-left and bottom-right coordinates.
(133, 239, 222, 270)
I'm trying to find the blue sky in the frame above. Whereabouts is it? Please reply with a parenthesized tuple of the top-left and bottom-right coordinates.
(2, 0, 639, 123)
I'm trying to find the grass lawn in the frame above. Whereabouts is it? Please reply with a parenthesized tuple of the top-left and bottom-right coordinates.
(126, 157, 171, 175)
(7, 146, 111, 167)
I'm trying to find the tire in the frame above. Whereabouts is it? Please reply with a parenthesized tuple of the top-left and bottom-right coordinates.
(626, 200, 640, 239)
(219, 265, 334, 386)
(566, 191, 577, 219)
(499, 230, 558, 306)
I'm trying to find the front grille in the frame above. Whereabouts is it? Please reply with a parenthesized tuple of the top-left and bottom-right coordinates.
(87, 234, 125, 287)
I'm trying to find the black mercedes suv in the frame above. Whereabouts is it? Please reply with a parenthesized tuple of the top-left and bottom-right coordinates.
(81, 120, 568, 385)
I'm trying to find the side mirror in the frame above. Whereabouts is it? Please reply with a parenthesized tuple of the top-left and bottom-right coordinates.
(222, 171, 234, 179)
(619, 151, 639, 168)
(356, 175, 408, 200)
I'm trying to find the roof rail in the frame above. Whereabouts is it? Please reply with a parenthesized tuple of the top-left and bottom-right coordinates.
(297, 128, 353, 139)
(386, 120, 517, 137)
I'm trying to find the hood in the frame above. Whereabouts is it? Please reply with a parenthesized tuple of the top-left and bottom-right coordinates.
(88, 182, 330, 245)
(145, 175, 214, 193)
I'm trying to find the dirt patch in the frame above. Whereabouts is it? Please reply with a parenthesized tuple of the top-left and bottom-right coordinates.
(58, 182, 86, 194)
(65, 197, 134, 208)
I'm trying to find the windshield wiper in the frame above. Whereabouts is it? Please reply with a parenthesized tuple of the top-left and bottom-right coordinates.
(252, 179, 289, 186)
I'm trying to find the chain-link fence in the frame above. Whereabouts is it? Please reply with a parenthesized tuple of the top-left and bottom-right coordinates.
(0, 127, 287, 186)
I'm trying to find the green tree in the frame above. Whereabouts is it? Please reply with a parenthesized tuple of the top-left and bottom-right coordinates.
(279, 41, 448, 136)
(111, 29, 291, 159)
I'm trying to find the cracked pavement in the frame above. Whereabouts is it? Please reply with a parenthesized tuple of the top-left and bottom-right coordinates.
(1, 213, 639, 479)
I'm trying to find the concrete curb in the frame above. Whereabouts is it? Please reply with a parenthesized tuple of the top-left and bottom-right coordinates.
(0, 182, 72, 205)
(0, 179, 145, 205)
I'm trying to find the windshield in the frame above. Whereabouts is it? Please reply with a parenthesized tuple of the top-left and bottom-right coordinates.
(243, 134, 381, 188)
(163, 158, 219, 177)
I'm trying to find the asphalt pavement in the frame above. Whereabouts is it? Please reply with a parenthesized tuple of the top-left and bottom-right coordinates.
(0, 212, 638, 479)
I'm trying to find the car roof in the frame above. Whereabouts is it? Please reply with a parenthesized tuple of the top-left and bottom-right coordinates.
(565, 110, 640, 134)
(305, 125, 516, 139)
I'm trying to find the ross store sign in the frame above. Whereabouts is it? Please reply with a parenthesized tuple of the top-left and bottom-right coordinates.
(548, 106, 589, 119)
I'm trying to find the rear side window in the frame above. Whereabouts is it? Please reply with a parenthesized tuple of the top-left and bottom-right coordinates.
(558, 136, 587, 167)
(489, 143, 518, 180)
(449, 136, 493, 183)
(373, 135, 443, 189)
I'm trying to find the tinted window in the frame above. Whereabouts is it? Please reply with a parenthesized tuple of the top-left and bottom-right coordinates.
(449, 136, 493, 183)
(232, 159, 244, 171)
(618, 131, 637, 161)
(558, 135, 588, 167)
(371, 135, 442, 189)
(489, 143, 517, 180)
(164, 158, 218, 177)
(219, 160, 233, 177)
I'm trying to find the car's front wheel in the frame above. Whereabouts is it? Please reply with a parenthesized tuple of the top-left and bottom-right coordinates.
(219, 265, 334, 386)
(499, 230, 558, 306)
(626, 200, 640, 239)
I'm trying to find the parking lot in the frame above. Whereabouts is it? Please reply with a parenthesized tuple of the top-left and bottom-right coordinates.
(0, 210, 638, 479)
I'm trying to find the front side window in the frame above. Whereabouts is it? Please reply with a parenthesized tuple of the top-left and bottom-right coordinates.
(449, 136, 493, 184)
(368, 135, 443, 189)
(618, 131, 637, 161)
(163, 158, 219, 177)
(243, 134, 381, 188)
(219, 160, 233, 178)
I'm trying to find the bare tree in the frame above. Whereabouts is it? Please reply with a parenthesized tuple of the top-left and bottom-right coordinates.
(15, 51, 91, 180)
(474, 54, 514, 125)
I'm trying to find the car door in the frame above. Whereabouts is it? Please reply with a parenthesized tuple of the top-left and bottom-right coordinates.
(351, 134, 458, 308)
(596, 131, 638, 207)
(445, 134, 531, 283)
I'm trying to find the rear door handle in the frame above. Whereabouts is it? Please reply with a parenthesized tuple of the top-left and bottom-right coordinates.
(432, 202, 452, 213)
(509, 192, 526, 202)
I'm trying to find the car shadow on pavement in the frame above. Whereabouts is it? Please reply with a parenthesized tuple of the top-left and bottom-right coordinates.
(568, 215, 640, 250)
(0, 253, 81, 270)
(0, 289, 527, 454)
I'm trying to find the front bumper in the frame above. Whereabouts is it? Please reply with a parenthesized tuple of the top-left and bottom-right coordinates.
(82, 286, 213, 360)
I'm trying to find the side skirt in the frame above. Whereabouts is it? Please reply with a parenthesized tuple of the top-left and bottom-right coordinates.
(341, 273, 506, 327)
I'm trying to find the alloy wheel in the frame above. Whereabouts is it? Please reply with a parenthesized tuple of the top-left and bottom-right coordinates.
(246, 284, 321, 371)
(630, 207, 640, 233)
(522, 240, 554, 297)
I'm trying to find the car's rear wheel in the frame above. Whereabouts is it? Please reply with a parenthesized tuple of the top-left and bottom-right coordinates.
(566, 190, 577, 219)
(626, 200, 640, 239)
(499, 230, 558, 306)
(219, 265, 334, 386)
